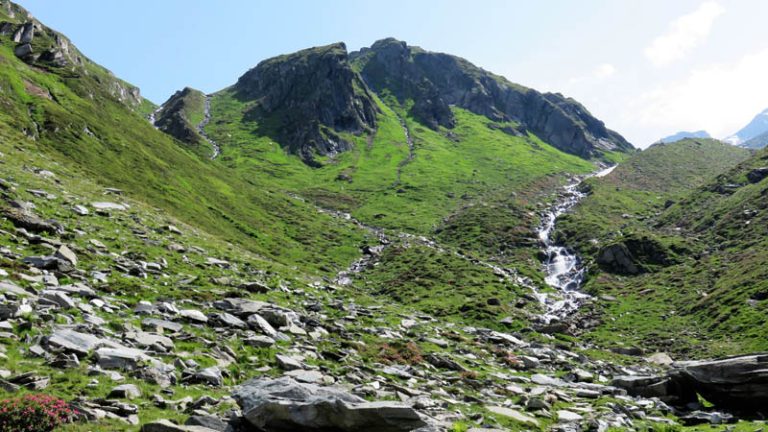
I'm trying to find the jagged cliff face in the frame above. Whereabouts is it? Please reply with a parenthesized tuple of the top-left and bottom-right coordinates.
(351, 38, 632, 158)
(233, 43, 378, 165)
(0, 0, 144, 109)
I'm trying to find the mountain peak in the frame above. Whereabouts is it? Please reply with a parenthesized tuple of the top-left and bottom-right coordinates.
(152, 86, 207, 151)
(232, 42, 378, 165)
(725, 107, 768, 146)
(369, 37, 407, 50)
(658, 130, 711, 144)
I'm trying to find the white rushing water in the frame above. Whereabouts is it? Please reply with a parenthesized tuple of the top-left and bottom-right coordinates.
(147, 106, 162, 128)
(198, 96, 221, 160)
(535, 165, 616, 322)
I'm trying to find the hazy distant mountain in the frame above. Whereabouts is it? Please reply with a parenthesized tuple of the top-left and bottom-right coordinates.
(659, 130, 710, 143)
(741, 130, 768, 149)
(725, 108, 768, 145)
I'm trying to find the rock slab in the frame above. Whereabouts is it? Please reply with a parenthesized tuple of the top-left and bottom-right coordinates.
(233, 377, 427, 432)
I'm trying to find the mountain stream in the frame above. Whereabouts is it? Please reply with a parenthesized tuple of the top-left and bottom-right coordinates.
(534, 165, 616, 322)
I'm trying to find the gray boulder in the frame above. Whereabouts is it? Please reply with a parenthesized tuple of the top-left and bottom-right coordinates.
(185, 415, 229, 431)
(675, 354, 768, 410)
(16, 22, 34, 43)
(747, 167, 768, 183)
(613, 353, 768, 411)
(46, 329, 103, 355)
(214, 298, 268, 317)
(211, 312, 246, 329)
(248, 313, 277, 338)
(189, 366, 223, 387)
(96, 346, 155, 370)
(596, 243, 639, 274)
(55, 245, 78, 266)
(109, 383, 141, 399)
(597, 235, 676, 275)
(2, 207, 58, 234)
(141, 419, 219, 432)
(233, 377, 428, 432)
(13, 42, 32, 58)
(0, 281, 34, 298)
(23, 256, 73, 272)
(142, 318, 183, 333)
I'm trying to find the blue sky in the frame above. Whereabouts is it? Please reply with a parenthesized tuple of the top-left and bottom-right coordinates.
(15, 0, 768, 147)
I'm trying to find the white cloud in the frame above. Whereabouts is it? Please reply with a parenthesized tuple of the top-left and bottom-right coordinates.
(635, 47, 768, 138)
(567, 63, 616, 85)
(645, 1, 725, 67)
(593, 63, 616, 79)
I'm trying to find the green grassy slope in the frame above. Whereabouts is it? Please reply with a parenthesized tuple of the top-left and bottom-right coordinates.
(1, 0, 639, 341)
(557, 139, 757, 356)
(203, 85, 629, 326)
(207, 89, 601, 234)
(0, 7, 632, 335)
(656, 146, 768, 353)
(558, 139, 751, 249)
(0, 24, 369, 276)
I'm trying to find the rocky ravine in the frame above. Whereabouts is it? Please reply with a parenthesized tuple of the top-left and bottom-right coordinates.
(1, 161, 766, 431)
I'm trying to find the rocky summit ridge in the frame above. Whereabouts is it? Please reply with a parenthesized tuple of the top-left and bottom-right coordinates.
(154, 38, 632, 165)
(352, 38, 632, 158)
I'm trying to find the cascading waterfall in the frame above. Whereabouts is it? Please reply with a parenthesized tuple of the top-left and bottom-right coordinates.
(535, 165, 616, 322)
(198, 96, 221, 160)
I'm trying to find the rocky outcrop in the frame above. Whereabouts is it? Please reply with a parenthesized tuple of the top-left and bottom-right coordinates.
(352, 38, 632, 158)
(0, 2, 143, 109)
(153, 87, 206, 146)
(675, 354, 768, 411)
(596, 234, 675, 275)
(614, 354, 768, 414)
(234, 43, 378, 166)
(746, 166, 768, 183)
(233, 377, 429, 431)
(2, 205, 60, 234)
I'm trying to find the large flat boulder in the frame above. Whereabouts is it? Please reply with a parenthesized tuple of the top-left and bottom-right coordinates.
(676, 354, 768, 410)
(46, 329, 104, 355)
(613, 354, 768, 412)
(233, 377, 428, 432)
(3, 207, 58, 234)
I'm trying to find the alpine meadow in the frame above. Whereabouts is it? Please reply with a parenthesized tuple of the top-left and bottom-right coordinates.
(1, 1, 768, 431)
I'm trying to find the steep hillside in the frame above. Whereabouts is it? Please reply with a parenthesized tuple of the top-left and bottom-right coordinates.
(0, 1, 149, 113)
(0, 3, 373, 275)
(556, 139, 757, 356)
(656, 146, 768, 351)
(200, 41, 632, 237)
(559, 139, 750, 247)
(0, 1, 637, 337)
